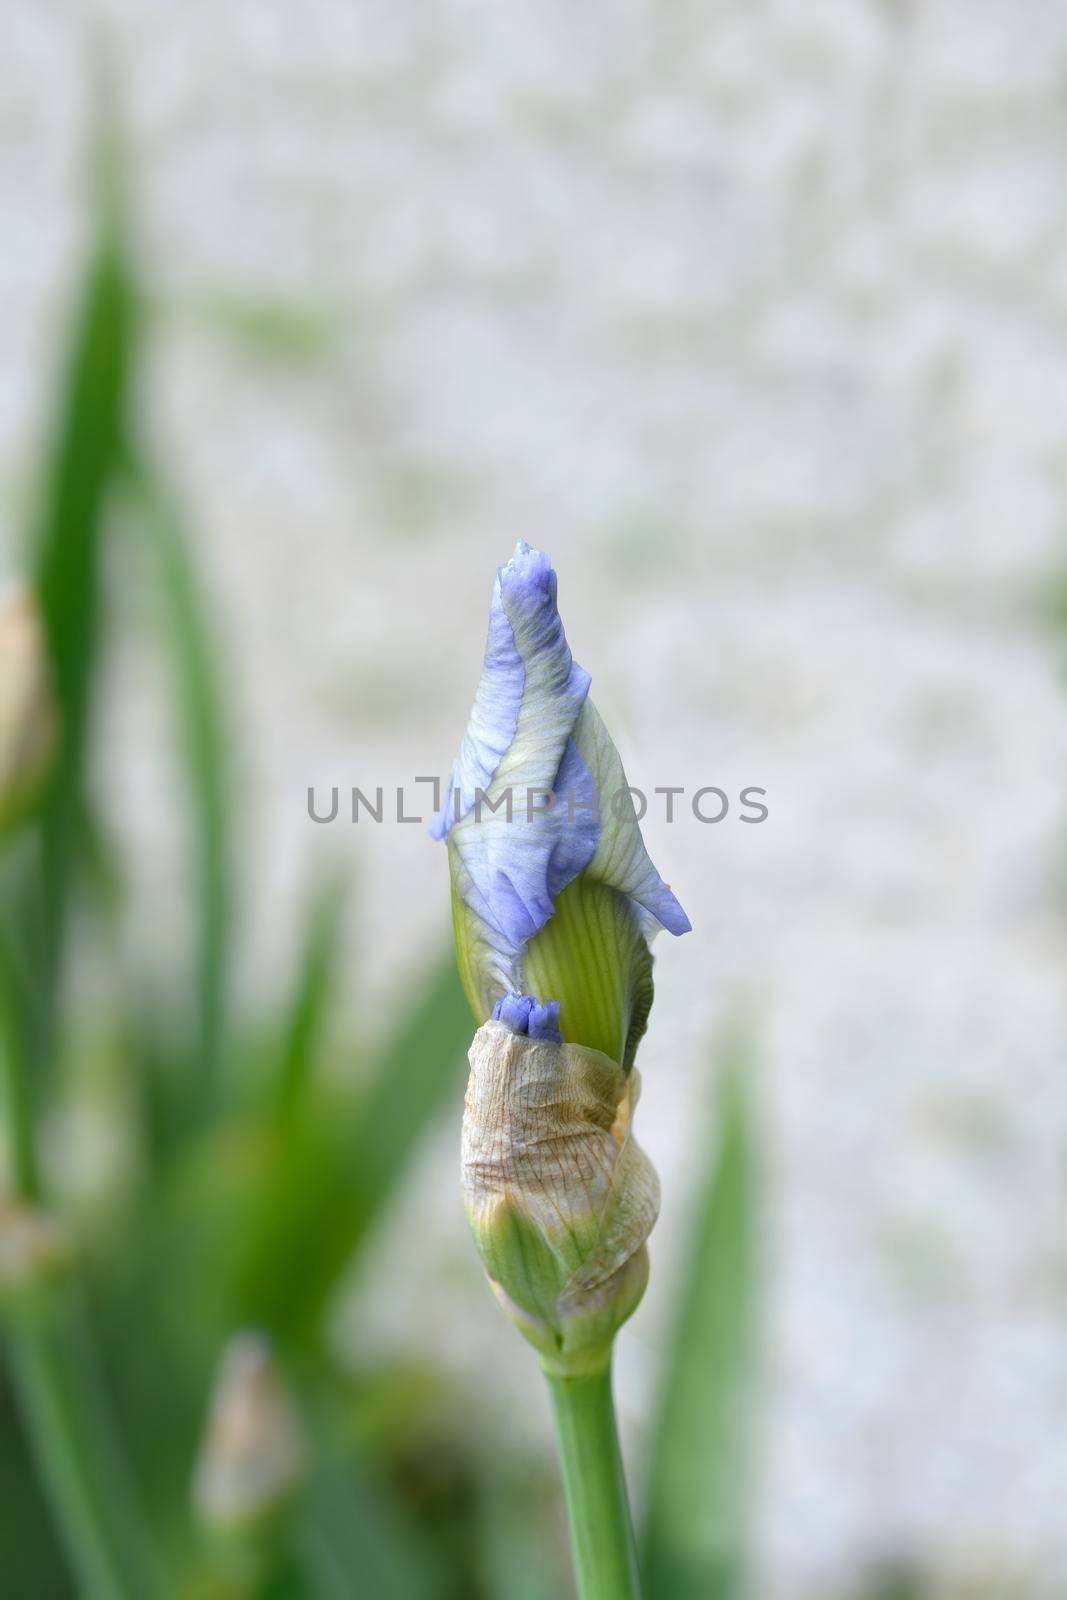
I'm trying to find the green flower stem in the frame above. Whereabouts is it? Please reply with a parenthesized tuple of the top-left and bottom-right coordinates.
(546, 1363, 642, 1600)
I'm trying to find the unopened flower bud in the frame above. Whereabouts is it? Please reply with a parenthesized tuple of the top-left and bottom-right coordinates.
(0, 1198, 73, 1305)
(193, 1332, 307, 1534)
(462, 1009, 659, 1378)
(432, 542, 688, 1068)
(439, 546, 686, 1377)
(0, 584, 59, 839)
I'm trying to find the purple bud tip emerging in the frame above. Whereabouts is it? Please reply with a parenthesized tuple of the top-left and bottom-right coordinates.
(491, 992, 563, 1043)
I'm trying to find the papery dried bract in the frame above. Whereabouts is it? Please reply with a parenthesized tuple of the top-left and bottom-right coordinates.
(462, 1019, 659, 1377)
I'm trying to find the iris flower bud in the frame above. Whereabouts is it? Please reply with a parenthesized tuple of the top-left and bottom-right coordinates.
(436, 544, 688, 1370)
(432, 541, 688, 1068)
(0, 584, 59, 840)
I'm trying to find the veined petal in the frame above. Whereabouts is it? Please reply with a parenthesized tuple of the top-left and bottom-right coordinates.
(432, 542, 590, 840)
(520, 875, 654, 1070)
(446, 735, 598, 954)
(572, 701, 691, 937)
(435, 542, 595, 949)
(427, 567, 524, 842)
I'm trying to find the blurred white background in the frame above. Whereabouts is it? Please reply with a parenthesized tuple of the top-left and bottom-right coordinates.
(4, 2, 1067, 1593)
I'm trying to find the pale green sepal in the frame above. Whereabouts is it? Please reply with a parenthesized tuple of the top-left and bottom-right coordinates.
(454, 866, 654, 1072)
(520, 876, 654, 1070)
(572, 699, 690, 939)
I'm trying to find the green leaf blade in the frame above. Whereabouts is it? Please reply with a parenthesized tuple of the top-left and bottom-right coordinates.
(25, 133, 137, 1062)
(642, 1043, 761, 1600)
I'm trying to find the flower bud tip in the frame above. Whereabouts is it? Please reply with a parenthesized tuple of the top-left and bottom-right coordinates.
(491, 991, 563, 1042)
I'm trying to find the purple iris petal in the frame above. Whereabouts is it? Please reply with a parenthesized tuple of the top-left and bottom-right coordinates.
(471, 736, 599, 948)
(545, 738, 598, 898)
(636, 880, 691, 935)
(431, 543, 592, 845)
(433, 540, 690, 960)
(491, 992, 563, 1043)
(570, 699, 692, 938)
(432, 543, 598, 949)
(429, 569, 525, 841)
(496, 545, 591, 732)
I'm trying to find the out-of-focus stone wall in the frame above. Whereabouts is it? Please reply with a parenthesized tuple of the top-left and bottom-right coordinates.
(3, 3, 1067, 1593)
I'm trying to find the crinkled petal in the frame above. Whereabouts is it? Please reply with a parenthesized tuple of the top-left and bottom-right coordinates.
(436, 542, 595, 948)
(428, 569, 525, 842)
(449, 735, 599, 951)
(491, 992, 563, 1042)
(572, 700, 691, 937)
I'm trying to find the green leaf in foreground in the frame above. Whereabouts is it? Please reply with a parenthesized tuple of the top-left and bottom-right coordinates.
(123, 455, 232, 1127)
(5, 1285, 162, 1600)
(21, 121, 135, 1069)
(232, 949, 473, 1343)
(274, 874, 348, 1119)
(642, 1039, 760, 1600)
(1, 113, 161, 1600)
(291, 1432, 445, 1600)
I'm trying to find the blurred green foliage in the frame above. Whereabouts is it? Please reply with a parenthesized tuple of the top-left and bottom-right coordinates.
(127, 456, 232, 1131)
(0, 114, 482, 1598)
(642, 1039, 760, 1600)
(10, 126, 134, 1092)
(188, 292, 342, 369)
